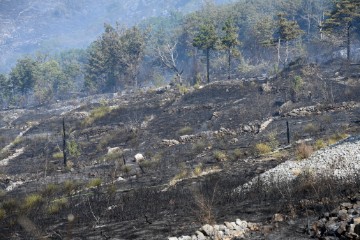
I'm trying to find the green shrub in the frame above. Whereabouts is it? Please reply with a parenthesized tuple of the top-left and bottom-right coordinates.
(23, 194, 43, 211)
(52, 151, 64, 159)
(213, 150, 227, 161)
(42, 183, 59, 197)
(177, 84, 189, 95)
(88, 178, 102, 188)
(328, 133, 349, 145)
(232, 148, 242, 159)
(267, 132, 279, 150)
(292, 75, 303, 92)
(178, 126, 194, 136)
(121, 165, 131, 175)
(12, 136, 23, 146)
(47, 198, 68, 215)
(67, 140, 81, 157)
(255, 143, 272, 155)
(83, 104, 112, 126)
(0, 208, 5, 221)
(63, 180, 76, 195)
(2, 199, 18, 213)
(193, 164, 203, 176)
(314, 139, 326, 150)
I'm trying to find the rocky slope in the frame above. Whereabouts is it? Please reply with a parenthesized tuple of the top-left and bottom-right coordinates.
(0, 63, 359, 239)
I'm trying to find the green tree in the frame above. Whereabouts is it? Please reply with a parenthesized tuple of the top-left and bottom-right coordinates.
(34, 60, 69, 104)
(193, 22, 219, 83)
(85, 24, 146, 93)
(121, 26, 146, 88)
(322, 0, 360, 62)
(9, 57, 38, 95)
(0, 74, 10, 107)
(275, 13, 304, 67)
(85, 40, 107, 93)
(221, 18, 240, 79)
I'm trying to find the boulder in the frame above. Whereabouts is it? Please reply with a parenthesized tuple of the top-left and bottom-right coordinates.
(162, 139, 180, 146)
(134, 153, 144, 163)
(272, 213, 285, 222)
(195, 231, 206, 240)
(201, 224, 214, 236)
(107, 147, 121, 155)
(178, 236, 191, 240)
(355, 224, 360, 235)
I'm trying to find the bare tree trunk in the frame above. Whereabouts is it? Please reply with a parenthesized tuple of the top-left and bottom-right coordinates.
(277, 38, 281, 70)
(62, 118, 67, 167)
(206, 48, 210, 83)
(347, 22, 351, 63)
(228, 48, 231, 80)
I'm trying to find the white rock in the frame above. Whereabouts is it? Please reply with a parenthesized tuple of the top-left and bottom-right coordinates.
(201, 224, 214, 236)
(134, 153, 144, 163)
(107, 147, 120, 155)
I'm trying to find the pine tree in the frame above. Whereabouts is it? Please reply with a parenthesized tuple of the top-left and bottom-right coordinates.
(193, 22, 219, 83)
(275, 13, 304, 67)
(323, 0, 360, 62)
(221, 18, 240, 80)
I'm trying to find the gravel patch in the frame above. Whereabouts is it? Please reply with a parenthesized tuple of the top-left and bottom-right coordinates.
(235, 136, 360, 192)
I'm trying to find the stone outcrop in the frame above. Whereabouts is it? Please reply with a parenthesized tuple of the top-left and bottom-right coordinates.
(310, 196, 360, 239)
(168, 219, 261, 240)
(283, 102, 357, 118)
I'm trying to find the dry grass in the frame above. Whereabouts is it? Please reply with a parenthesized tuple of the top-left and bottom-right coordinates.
(296, 143, 314, 160)
(178, 126, 194, 136)
(255, 143, 272, 155)
(213, 150, 227, 161)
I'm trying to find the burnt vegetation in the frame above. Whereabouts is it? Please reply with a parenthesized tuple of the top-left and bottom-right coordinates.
(0, 0, 360, 239)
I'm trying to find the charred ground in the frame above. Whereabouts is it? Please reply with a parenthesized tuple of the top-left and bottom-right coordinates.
(0, 61, 360, 239)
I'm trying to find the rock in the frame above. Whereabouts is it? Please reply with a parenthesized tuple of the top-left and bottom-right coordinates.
(325, 221, 340, 234)
(168, 237, 178, 240)
(232, 230, 245, 238)
(191, 235, 197, 240)
(224, 228, 232, 236)
(236, 219, 248, 229)
(218, 224, 227, 231)
(201, 224, 214, 236)
(107, 147, 121, 155)
(243, 125, 252, 132)
(336, 222, 347, 235)
(162, 139, 180, 146)
(260, 83, 271, 92)
(195, 231, 206, 240)
(349, 224, 356, 234)
(340, 202, 353, 210)
(134, 153, 144, 163)
(355, 224, 360, 235)
(272, 213, 285, 222)
(247, 222, 260, 231)
(178, 236, 191, 240)
(215, 230, 224, 238)
(262, 225, 273, 235)
(338, 210, 349, 221)
(224, 221, 235, 230)
(353, 217, 360, 225)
